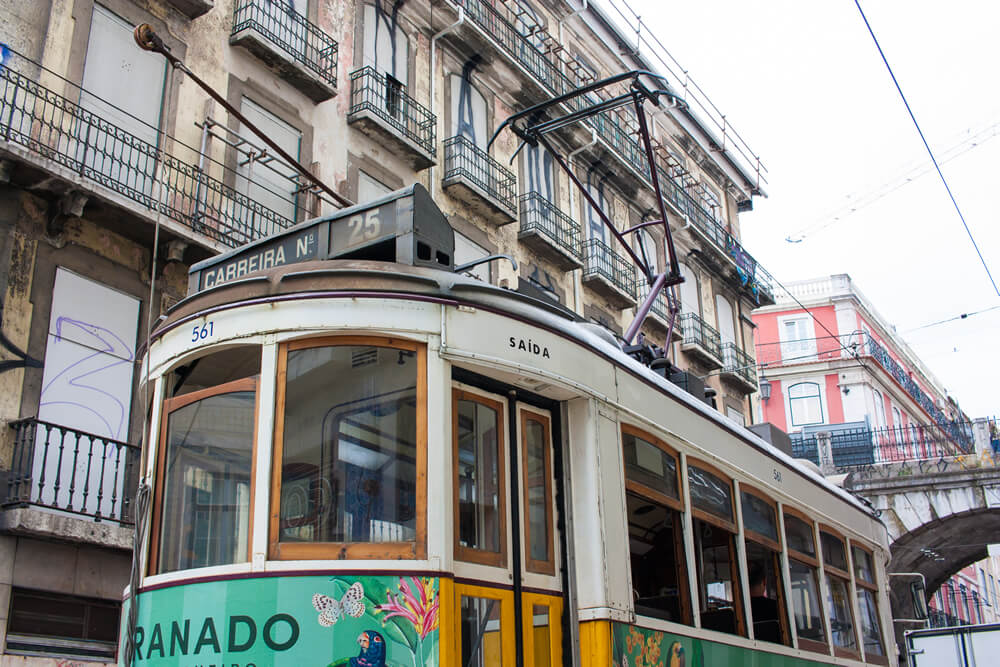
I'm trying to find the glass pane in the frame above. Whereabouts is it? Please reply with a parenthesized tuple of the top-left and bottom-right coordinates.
(623, 431, 678, 499)
(530, 604, 551, 667)
(688, 465, 732, 521)
(852, 546, 875, 584)
(458, 398, 502, 552)
(461, 595, 503, 667)
(524, 417, 550, 564)
(158, 390, 255, 573)
(694, 519, 742, 636)
(627, 493, 686, 623)
(740, 492, 778, 542)
(821, 532, 848, 571)
(789, 559, 825, 643)
(858, 588, 885, 656)
(826, 575, 857, 650)
(280, 346, 418, 544)
(746, 541, 786, 645)
(784, 515, 815, 556)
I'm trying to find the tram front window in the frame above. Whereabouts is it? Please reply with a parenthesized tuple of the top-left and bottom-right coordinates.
(154, 378, 257, 574)
(274, 340, 421, 557)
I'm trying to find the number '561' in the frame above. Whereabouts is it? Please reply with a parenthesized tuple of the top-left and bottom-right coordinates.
(192, 322, 214, 342)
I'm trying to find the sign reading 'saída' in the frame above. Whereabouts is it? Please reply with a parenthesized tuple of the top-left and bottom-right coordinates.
(120, 575, 439, 667)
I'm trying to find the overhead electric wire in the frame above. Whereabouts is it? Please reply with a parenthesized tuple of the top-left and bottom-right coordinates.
(903, 304, 1000, 333)
(854, 0, 1000, 298)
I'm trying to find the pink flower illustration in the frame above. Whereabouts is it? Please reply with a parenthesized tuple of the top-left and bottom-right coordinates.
(376, 576, 439, 639)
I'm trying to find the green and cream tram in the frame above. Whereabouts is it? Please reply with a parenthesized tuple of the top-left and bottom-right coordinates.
(120, 185, 894, 667)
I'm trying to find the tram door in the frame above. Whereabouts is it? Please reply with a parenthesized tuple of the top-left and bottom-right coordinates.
(452, 388, 564, 667)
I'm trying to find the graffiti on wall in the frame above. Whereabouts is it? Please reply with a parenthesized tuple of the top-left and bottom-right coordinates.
(585, 164, 610, 242)
(367, 0, 408, 82)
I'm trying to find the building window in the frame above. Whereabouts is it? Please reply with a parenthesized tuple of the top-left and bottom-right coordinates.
(362, 2, 409, 83)
(450, 72, 488, 150)
(152, 375, 258, 574)
(852, 544, 886, 661)
(725, 406, 745, 426)
(270, 337, 426, 560)
(872, 390, 887, 429)
(715, 295, 736, 347)
(358, 169, 392, 202)
(233, 97, 305, 227)
(820, 531, 859, 657)
(788, 382, 824, 427)
(783, 511, 828, 652)
(622, 425, 689, 625)
(6, 588, 120, 661)
(678, 262, 699, 315)
(523, 141, 555, 203)
(688, 460, 744, 636)
(454, 232, 491, 282)
(741, 487, 790, 645)
(583, 164, 611, 243)
(778, 315, 816, 361)
(454, 389, 507, 567)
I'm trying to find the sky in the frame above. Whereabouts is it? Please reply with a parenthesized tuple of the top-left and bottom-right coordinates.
(618, 0, 1000, 418)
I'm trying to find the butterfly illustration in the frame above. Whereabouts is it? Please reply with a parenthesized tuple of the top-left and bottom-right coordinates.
(312, 581, 366, 626)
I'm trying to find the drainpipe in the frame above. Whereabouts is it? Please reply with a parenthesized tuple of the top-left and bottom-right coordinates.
(567, 130, 596, 314)
(429, 7, 465, 200)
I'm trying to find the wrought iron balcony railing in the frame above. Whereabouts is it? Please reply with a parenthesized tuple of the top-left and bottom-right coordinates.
(443, 135, 517, 213)
(348, 66, 436, 157)
(518, 192, 582, 264)
(5, 418, 139, 525)
(231, 0, 338, 90)
(582, 237, 637, 299)
(864, 333, 972, 447)
(0, 65, 294, 248)
(790, 419, 976, 471)
(679, 313, 722, 360)
(721, 342, 758, 388)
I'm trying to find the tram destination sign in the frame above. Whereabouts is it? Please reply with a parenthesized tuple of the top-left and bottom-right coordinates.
(188, 183, 455, 294)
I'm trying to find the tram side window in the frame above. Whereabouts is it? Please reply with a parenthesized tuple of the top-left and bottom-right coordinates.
(272, 339, 425, 559)
(153, 376, 258, 574)
(852, 545, 887, 663)
(522, 410, 555, 575)
(821, 530, 859, 657)
(741, 489, 789, 645)
(621, 426, 690, 625)
(688, 461, 744, 637)
(783, 512, 828, 652)
(454, 391, 507, 566)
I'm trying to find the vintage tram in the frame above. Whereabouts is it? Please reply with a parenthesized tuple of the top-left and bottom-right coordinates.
(119, 185, 894, 667)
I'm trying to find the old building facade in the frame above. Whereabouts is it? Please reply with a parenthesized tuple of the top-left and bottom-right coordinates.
(0, 0, 772, 661)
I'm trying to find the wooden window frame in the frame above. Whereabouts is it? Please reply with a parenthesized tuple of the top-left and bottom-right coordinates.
(782, 506, 830, 655)
(269, 336, 427, 561)
(453, 389, 508, 568)
(819, 526, 860, 659)
(149, 375, 260, 575)
(851, 542, 889, 666)
(521, 408, 555, 576)
(688, 458, 744, 637)
(741, 484, 790, 646)
(621, 423, 682, 512)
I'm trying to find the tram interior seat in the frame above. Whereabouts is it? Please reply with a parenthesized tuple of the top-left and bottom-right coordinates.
(700, 607, 737, 635)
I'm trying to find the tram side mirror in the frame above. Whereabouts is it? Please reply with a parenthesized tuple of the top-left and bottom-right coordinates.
(910, 581, 928, 620)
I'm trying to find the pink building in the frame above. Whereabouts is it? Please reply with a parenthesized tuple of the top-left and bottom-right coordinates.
(750, 274, 969, 463)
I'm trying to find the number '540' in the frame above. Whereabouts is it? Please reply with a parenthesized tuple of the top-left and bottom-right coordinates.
(192, 322, 214, 342)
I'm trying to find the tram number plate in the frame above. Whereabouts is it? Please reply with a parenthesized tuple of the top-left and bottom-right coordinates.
(192, 321, 215, 343)
(329, 202, 397, 254)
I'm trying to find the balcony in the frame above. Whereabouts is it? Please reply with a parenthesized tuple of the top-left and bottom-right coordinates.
(442, 135, 517, 223)
(166, 0, 213, 19)
(581, 238, 636, 309)
(720, 342, 758, 393)
(3, 418, 138, 548)
(638, 285, 682, 341)
(231, 0, 338, 102)
(679, 313, 722, 368)
(348, 67, 436, 170)
(0, 66, 295, 251)
(518, 193, 583, 270)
